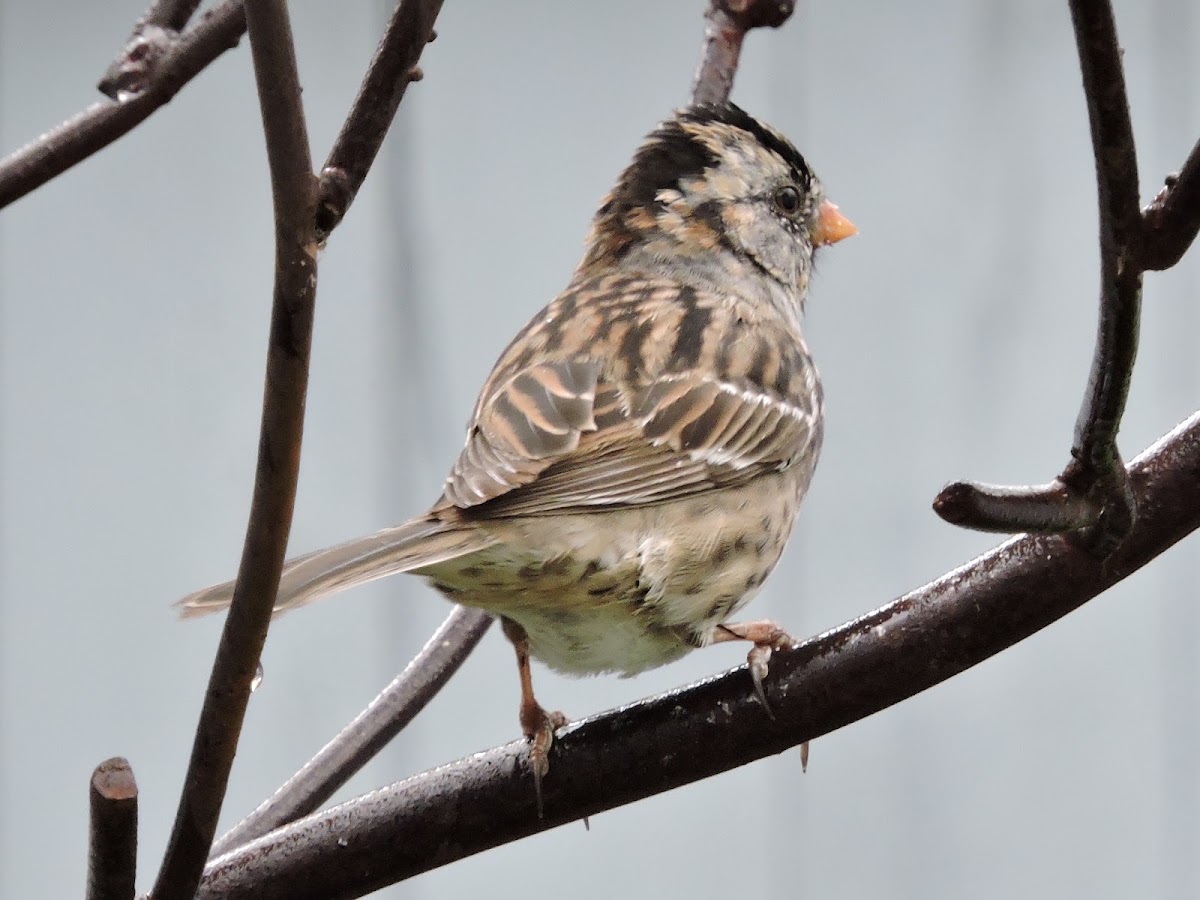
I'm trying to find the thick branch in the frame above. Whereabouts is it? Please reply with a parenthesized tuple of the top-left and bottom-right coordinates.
(197, 411, 1200, 900)
(150, 3, 317, 899)
(936, 0, 1142, 553)
(932, 479, 1100, 532)
(1140, 137, 1200, 271)
(87, 758, 138, 900)
(210, 607, 492, 856)
(315, 0, 444, 239)
(691, 0, 796, 105)
(0, 0, 246, 211)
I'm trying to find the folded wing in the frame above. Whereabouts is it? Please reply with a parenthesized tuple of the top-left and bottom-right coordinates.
(445, 360, 819, 518)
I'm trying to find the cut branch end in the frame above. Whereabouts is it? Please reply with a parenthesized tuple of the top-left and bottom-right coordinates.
(87, 757, 139, 900)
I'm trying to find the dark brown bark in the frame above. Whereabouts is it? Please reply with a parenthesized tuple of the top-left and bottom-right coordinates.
(198, 412, 1200, 899)
(150, 2, 317, 897)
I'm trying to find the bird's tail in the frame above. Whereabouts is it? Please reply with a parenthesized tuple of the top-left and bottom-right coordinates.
(176, 516, 493, 618)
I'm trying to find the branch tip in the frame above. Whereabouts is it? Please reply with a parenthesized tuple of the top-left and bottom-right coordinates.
(87, 757, 138, 900)
(931, 482, 978, 526)
(0, 0, 248, 212)
(98, 24, 179, 100)
(718, 0, 797, 29)
(933, 480, 1102, 534)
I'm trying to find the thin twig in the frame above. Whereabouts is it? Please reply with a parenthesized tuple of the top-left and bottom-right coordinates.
(0, 0, 246, 211)
(143, 0, 204, 30)
(150, 2, 317, 898)
(315, 0, 444, 239)
(935, 0, 1142, 555)
(691, 0, 796, 105)
(1140, 137, 1200, 271)
(98, 0, 208, 98)
(197, 411, 1200, 900)
(87, 758, 139, 900)
(210, 607, 492, 856)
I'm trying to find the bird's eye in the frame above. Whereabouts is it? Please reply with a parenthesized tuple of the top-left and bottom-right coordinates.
(773, 185, 802, 216)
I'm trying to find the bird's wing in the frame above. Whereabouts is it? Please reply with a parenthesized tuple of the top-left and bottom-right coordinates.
(444, 361, 820, 517)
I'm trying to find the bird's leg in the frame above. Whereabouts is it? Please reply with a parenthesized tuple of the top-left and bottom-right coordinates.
(500, 616, 568, 816)
(712, 619, 809, 766)
(712, 619, 797, 713)
(712, 619, 806, 766)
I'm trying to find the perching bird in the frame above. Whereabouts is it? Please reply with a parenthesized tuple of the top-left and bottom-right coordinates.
(180, 102, 855, 803)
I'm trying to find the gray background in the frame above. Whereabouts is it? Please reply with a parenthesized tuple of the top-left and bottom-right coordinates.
(2, 1, 1198, 897)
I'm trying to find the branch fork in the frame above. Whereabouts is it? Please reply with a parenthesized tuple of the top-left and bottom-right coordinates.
(933, 0, 1199, 558)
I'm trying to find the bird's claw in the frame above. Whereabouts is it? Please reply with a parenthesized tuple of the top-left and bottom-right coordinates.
(524, 705, 568, 817)
(714, 619, 797, 717)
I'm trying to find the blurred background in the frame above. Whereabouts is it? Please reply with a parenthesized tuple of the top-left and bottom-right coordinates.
(2, 1, 1198, 897)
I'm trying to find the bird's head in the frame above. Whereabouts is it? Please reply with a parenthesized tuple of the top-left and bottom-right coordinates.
(580, 103, 856, 303)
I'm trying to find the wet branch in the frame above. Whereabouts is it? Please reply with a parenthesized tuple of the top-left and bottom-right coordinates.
(86, 758, 139, 900)
(0, 0, 246, 211)
(197, 411, 1200, 900)
(209, 606, 492, 856)
(1140, 137, 1200, 271)
(935, 0, 1145, 555)
(149, 2, 317, 898)
(98, 0, 208, 98)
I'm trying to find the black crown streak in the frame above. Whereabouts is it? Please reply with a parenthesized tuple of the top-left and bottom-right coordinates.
(681, 103, 813, 191)
(613, 120, 720, 209)
(577, 103, 813, 278)
(610, 102, 813, 215)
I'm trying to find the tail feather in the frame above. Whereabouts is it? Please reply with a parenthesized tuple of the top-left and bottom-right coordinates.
(176, 516, 494, 618)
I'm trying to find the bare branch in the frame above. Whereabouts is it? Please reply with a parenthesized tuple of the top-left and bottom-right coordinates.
(210, 607, 492, 855)
(932, 479, 1100, 533)
(1140, 137, 1200, 271)
(150, 2, 317, 898)
(87, 758, 138, 900)
(98, 0, 207, 98)
(315, 0, 445, 239)
(142, 0, 204, 30)
(936, 0, 1142, 555)
(0, 0, 246, 211)
(692, 0, 796, 105)
(197, 411, 1200, 900)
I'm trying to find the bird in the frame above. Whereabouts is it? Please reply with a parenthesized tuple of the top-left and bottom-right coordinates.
(179, 102, 856, 806)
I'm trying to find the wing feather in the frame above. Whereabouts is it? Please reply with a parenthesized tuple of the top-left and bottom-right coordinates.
(445, 360, 602, 507)
(450, 365, 818, 519)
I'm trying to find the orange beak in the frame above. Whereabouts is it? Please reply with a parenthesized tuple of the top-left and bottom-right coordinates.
(811, 200, 857, 246)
